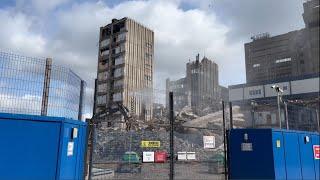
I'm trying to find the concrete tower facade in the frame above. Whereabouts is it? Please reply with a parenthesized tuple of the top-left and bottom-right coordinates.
(95, 17, 154, 126)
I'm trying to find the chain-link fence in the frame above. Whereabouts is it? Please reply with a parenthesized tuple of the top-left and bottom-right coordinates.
(91, 129, 170, 179)
(88, 90, 319, 180)
(232, 98, 320, 132)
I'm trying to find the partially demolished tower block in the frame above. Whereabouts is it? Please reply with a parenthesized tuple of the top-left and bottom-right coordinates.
(95, 17, 154, 127)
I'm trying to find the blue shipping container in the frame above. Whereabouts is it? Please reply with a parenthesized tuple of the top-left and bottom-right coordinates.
(228, 128, 320, 180)
(0, 113, 88, 180)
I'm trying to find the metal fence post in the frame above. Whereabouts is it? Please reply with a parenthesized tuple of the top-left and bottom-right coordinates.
(277, 93, 282, 129)
(284, 101, 289, 130)
(229, 102, 233, 129)
(169, 92, 174, 180)
(222, 101, 228, 180)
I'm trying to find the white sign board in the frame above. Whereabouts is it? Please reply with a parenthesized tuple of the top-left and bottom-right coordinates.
(143, 151, 154, 162)
(241, 143, 253, 151)
(186, 152, 196, 160)
(178, 152, 196, 160)
(67, 142, 74, 156)
(177, 152, 187, 160)
(203, 136, 215, 149)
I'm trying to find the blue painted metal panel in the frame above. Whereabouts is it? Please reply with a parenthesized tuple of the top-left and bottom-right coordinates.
(75, 125, 88, 180)
(228, 128, 319, 180)
(271, 131, 286, 180)
(0, 112, 87, 180)
(312, 134, 320, 180)
(0, 118, 61, 180)
(58, 123, 80, 179)
(283, 132, 302, 179)
(298, 133, 316, 180)
(229, 129, 275, 179)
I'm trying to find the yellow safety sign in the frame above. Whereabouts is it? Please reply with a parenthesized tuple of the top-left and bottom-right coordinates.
(141, 141, 161, 148)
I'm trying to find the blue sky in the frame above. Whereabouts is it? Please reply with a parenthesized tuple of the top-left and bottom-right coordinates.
(0, 0, 305, 117)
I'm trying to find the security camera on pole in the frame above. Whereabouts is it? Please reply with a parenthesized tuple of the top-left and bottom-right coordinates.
(271, 85, 283, 129)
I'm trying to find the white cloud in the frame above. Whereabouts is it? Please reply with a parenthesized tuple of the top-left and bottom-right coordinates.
(0, 0, 245, 113)
(0, 9, 46, 56)
(48, 0, 243, 87)
(16, 0, 71, 14)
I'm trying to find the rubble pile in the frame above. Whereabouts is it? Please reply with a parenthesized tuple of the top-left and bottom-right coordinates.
(93, 129, 224, 163)
(93, 105, 249, 163)
(183, 106, 248, 129)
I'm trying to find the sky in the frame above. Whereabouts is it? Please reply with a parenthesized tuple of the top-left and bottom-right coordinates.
(0, 0, 306, 116)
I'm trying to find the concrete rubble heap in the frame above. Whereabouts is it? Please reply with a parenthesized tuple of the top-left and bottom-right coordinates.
(93, 106, 248, 162)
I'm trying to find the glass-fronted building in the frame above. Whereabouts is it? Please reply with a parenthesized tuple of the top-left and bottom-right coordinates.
(0, 52, 86, 120)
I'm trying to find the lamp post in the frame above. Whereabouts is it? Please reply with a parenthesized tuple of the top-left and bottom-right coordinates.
(271, 85, 283, 129)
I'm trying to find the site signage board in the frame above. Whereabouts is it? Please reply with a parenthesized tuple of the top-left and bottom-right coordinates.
(314, 145, 320, 160)
(177, 152, 196, 160)
(143, 151, 155, 162)
(141, 141, 161, 148)
(203, 136, 215, 149)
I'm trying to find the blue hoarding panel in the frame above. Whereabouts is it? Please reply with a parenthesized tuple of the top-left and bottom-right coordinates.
(76, 125, 88, 180)
(0, 119, 61, 180)
(272, 131, 287, 180)
(229, 129, 275, 179)
(228, 128, 319, 180)
(0, 112, 87, 180)
(58, 123, 80, 179)
(283, 132, 302, 179)
(298, 133, 316, 180)
(312, 134, 320, 180)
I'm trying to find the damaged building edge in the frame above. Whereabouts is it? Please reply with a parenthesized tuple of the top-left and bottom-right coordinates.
(94, 17, 154, 127)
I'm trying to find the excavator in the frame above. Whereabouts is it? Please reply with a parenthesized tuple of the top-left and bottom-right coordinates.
(85, 103, 140, 178)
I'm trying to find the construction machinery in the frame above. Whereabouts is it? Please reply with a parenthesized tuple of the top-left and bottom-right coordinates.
(86, 103, 140, 179)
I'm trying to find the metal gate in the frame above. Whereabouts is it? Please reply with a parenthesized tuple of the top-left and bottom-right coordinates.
(87, 92, 233, 180)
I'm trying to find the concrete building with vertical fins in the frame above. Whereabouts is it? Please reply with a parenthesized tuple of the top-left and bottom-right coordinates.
(166, 54, 228, 115)
(186, 54, 220, 114)
(95, 17, 154, 126)
(0, 52, 86, 120)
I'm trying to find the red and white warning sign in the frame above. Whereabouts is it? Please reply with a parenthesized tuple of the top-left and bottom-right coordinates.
(314, 145, 320, 160)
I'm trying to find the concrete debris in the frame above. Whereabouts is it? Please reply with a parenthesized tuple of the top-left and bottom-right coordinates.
(93, 105, 248, 163)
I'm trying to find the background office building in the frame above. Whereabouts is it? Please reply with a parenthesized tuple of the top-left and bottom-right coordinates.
(229, 75, 319, 131)
(95, 17, 154, 125)
(245, 0, 319, 84)
(229, 0, 320, 132)
(0, 52, 86, 120)
(166, 54, 228, 115)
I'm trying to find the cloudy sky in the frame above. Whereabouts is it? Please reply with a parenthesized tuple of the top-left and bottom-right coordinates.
(0, 0, 305, 115)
